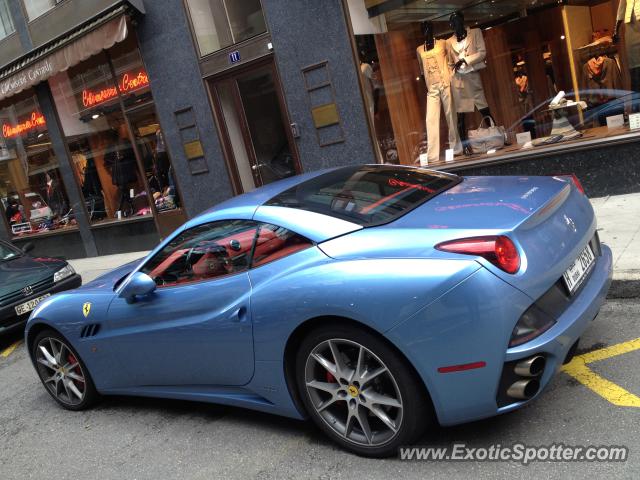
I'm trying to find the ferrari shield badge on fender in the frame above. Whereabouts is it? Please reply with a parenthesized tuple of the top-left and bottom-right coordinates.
(82, 302, 92, 318)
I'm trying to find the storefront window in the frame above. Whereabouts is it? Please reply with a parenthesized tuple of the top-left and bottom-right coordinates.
(48, 36, 182, 225)
(23, 0, 59, 21)
(185, 0, 267, 57)
(0, 92, 73, 237)
(347, 0, 640, 166)
(0, 0, 15, 40)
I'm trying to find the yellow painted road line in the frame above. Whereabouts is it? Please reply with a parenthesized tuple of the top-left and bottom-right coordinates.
(576, 337, 640, 364)
(561, 337, 640, 408)
(0, 340, 22, 358)
(562, 361, 640, 408)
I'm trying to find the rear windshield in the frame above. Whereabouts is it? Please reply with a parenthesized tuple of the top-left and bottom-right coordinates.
(266, 165, 461, 226)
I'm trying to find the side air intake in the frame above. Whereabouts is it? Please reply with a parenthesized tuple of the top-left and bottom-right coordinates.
(80, 324, 101, 338)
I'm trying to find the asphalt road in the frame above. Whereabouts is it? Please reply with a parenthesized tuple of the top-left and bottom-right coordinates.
(1, 299, 639, 480)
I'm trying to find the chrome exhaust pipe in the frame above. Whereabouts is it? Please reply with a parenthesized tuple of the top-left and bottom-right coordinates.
(506, 379, 540, 400)
(514, 355, 546, 377)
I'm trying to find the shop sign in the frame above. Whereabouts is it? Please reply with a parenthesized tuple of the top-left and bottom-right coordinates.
(2, 112, 46, 138)
(0, 59, 54, 100)
(81, 70, 150, 108)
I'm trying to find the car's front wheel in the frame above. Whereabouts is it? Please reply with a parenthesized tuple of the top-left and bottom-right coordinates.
(295, 324, 431, 457)
(32, 329, 99, 411)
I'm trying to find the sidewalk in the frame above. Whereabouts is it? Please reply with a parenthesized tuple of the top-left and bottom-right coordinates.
(68, 251, 150, 284)
(591, 193, 640, 282)
(66, 192, 640, 294)
(591, 192, 640, 298)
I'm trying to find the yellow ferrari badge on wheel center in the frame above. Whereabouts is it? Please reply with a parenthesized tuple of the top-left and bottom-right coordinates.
(82, 302, 92, 318)
(348, 385, 359, 397)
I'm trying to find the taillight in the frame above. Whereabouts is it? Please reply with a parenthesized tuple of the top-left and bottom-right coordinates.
(553, 173, 585, 195)
(568, 174, 585, 195)
(435, 235, 521, 274)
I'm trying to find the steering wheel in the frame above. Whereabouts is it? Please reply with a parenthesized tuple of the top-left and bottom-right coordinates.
(185, 242, 234, 275)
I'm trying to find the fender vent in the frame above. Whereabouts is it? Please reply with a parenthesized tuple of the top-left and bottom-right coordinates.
(80, 324, 101, 338)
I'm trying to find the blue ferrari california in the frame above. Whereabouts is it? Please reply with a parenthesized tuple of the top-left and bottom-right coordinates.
(26, 165, 612, 457)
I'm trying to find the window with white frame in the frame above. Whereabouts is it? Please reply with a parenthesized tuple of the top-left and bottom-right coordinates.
(23, 0, 62, 21)
(185, 0, 267, 57)
(0, 0, 15, 39)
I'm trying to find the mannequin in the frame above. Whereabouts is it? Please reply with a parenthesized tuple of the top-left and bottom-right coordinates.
(104, 125, 138, 217)
(446, 11, 494, 155)
(359, 50, 376, 121)
(417, 21, 461, 164)
(614, 0, 640, 93)
(155, 129, 170, 190)
(45, 172, 67, 219)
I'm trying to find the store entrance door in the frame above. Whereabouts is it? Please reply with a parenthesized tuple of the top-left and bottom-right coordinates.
(209, 60, 300, 193)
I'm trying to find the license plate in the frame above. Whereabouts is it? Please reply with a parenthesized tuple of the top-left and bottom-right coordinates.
(562, 245, 596, 295)
(14, 294, 51, 316)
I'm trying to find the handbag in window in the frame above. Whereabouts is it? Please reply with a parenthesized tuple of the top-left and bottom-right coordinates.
(467, 116, 506, 154)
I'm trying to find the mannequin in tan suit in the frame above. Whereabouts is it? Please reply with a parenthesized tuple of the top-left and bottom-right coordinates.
(614, 0, 640, 92)
(417, 21, 461, 164)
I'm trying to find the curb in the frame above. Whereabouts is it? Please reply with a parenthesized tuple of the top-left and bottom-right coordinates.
(607, 279, 640, 299)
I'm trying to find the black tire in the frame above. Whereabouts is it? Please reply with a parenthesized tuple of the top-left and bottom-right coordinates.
(295, 323, 432, 457)
(32, 329, 100, 411)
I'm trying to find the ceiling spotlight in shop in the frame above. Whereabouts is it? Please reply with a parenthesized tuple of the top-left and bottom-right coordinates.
(91, 113, 100, 119)
(560, 35, 566, 40)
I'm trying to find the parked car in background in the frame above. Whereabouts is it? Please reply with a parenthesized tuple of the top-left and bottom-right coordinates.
(0, 240, 81, 334)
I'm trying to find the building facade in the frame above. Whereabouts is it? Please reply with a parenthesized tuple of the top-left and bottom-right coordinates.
(0, 0, 638, 259)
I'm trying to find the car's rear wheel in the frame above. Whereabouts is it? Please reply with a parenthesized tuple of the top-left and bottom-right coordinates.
(295, 324, 431, 457)
(32, 329, 99, 410)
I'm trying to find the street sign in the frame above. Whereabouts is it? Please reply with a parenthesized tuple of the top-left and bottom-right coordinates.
(229, 51, 241, 64)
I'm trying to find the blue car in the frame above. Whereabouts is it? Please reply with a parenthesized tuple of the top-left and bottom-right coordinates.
(26, 165, 612, 457)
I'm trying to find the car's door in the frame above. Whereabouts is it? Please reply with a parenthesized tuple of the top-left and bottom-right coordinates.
(105, 220, 259, 388)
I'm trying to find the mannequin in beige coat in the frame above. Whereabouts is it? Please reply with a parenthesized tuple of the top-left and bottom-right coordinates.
(446, 11, 494, 155)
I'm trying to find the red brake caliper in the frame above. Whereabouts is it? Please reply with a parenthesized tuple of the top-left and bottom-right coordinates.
(67, 353, 84, 384)
(326, 371, 336, 383)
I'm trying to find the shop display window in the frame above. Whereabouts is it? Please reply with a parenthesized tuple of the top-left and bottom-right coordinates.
(185, 0, 267, 57)
(48, 37, 182, 225)
(0, 92, 74, 237)
(347, 0, 640, 167)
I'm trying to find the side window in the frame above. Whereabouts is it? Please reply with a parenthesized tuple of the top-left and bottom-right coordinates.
(251, 223, 313, 268)
(141, 220, 258, 287)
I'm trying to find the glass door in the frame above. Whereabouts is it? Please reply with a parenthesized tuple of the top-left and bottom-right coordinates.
(210, 60, 300, 193)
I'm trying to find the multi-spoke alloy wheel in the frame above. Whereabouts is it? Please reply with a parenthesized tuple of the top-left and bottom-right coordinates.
(305, 338, 403, 447)
(297, 326, 430, 457)
(32, 330, 99, 410)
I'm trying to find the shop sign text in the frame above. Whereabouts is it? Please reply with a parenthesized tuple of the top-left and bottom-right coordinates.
(0, 59, 54, 100)
(2, 112, 46, 138)
(82, 70, 150, 108)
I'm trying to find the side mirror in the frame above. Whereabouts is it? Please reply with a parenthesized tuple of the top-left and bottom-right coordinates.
(21, 242, 35, 254)
(119, 272, 156, 302)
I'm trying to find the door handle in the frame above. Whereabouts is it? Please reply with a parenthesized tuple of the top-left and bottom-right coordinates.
(231, 306, 247, 322)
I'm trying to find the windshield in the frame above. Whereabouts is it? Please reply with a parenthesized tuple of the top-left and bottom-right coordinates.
(266, 165, 461, 226)
(0, 242, 21, 262)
